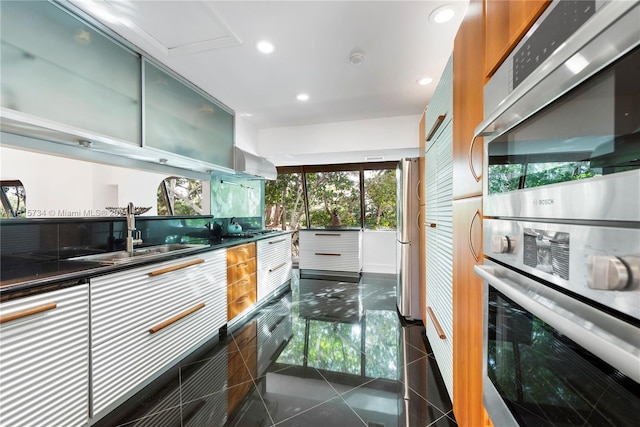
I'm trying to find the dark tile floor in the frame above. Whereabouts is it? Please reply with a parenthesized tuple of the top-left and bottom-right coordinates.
(97, 270, 457, 427)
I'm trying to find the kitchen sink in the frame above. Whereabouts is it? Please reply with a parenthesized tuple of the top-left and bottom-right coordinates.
(67, 244, 208, 265)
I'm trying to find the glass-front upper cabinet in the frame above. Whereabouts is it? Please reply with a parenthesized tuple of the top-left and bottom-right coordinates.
(143, 60, 234, 170)
(0, 1, 141, 144)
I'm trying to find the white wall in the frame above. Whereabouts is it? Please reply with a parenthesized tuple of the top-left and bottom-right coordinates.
(0, 146, 175, 217)
(235, 116, 260, 154)
(362, 231, 397, 274)
(258, 115, 420, 165)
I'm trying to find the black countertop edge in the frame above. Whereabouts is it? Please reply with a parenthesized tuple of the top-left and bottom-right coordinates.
(0, 231, 293, 298)
(0, 215, 215, 224)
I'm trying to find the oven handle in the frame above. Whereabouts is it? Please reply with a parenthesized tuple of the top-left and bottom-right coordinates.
(474, 265, 640, 383)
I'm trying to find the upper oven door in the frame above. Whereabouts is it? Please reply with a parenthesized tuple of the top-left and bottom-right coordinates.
(479, 1, 640, 221)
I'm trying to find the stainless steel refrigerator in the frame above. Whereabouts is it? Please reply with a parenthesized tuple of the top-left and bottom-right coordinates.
(396, 158, 421, 321)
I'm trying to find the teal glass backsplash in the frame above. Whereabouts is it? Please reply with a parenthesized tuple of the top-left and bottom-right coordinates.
(210, 177, 264, 219)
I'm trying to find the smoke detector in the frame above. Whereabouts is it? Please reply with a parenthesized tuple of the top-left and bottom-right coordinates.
(349, 52, 365, 66)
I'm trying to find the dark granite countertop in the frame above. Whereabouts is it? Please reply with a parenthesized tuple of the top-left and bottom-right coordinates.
(0, 231, 292, 298)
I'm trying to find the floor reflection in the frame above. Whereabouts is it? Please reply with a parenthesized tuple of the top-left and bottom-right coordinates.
(98, 270, 457, 427)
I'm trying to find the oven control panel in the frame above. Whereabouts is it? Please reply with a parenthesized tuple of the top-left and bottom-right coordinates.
(484, 218, 640, 321)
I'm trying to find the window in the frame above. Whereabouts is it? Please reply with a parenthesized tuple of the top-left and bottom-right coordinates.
(306, 170, 360, 228)
(266, 162, 397, 231)
(157, 177, 205, 216)
(0, 180, 26, 218)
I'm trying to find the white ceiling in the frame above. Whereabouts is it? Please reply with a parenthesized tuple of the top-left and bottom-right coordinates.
(71, 0, 468, 132)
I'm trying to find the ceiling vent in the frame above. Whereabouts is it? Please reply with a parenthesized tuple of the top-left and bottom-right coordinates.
(234, 147, 277, 180)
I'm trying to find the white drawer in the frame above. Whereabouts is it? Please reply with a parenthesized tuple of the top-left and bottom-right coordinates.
(91, 285, 226, 415)
(0, 285, 89, 427)
(257, 235, 292, 301)
(298, 249, 361, 272)
(299, 230, 361, 252)
(91, 249, 226, 347)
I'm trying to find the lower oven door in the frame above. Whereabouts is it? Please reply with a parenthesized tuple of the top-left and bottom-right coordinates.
(475, 261, 640, 427)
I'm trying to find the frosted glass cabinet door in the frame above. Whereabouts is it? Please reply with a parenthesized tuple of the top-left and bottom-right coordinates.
(0, 1, 141, 144)
(143, 60, 234, 169)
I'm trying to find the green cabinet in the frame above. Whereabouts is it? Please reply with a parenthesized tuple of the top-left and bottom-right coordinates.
(143, 60, 234, 170)
(0, 1, 141, 144)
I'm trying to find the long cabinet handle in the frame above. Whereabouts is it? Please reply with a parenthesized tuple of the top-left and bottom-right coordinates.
(426, 114, 446, 142)
(149, 303, 205, 334)
(268, 238, 287, 244)
(314, 233, 341, 236)
(148, 259, 204, 276)
(269, 262, 287, 273)
(468, 209, 481, 263)
(315, 252, 341, 256)
(427, 307, 446, 339)
(0, 302, 57, 324)
(468, 135, 482, 182)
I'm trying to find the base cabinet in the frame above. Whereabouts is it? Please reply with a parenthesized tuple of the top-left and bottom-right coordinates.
(227, 243, 257, 322)
(0, 284, 89, 427)
(298, 230, 362, 273)
(90, 250, 227, 417)
(257, 234, 292, 301)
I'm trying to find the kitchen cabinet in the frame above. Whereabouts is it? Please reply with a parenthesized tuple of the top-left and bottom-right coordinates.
(256, 234, 292, 301)
(90, 249, 227, 416)
(453, 0, 484, 200)
(0, 284, 89, 427)
(0, 1, 141, 144)
(424, 56, 454, 402)
(298, 230, 362, 274)
(452, 196, 484, 427)
(143, 59, 234, 170)
(227, 242, 257, 322)
(484, 0, 550, 78)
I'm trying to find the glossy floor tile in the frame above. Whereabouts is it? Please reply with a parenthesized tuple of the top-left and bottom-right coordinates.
(96, 270, 457, 427)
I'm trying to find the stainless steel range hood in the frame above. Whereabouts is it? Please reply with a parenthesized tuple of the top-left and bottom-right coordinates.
(234, 147, 277, 180)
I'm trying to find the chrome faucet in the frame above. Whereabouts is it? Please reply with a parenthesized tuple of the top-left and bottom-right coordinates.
(126, 202, 143, 255)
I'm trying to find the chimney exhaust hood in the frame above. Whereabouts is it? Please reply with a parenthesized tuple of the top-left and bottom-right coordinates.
(234, 147, 277, 180)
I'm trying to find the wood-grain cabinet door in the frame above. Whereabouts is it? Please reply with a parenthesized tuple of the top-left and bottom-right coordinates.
(453, 0, 484, 200)
(452, 196, 484, 427)
(484, 0, 550, 78)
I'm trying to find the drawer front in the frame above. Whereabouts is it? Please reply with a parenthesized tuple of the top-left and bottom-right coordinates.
(299, 230, 361, 252)
(91, 250, 227, 347)
(92, 287, 226, 415)
(228, 273, 257, 302)
(227, 243, 256, 266)
(0, 285, 89, 427)
(298, 250, 361, 272)
(227, 258, 256, 284)
(257, 237, 292, 301)
(227, 289, 257, 321)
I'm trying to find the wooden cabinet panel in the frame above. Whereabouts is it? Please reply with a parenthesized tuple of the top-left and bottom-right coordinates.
(484, 0, 550, 78)
(453, 0, 484, 200)
(227, 242, 257, 322)
(452, 196, 483, 427)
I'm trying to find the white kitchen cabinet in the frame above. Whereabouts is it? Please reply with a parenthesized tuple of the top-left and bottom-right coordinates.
(0, 284, 89, 427)
(299, 230, 362, 273)
(424, 56, 455, 400)
(90, 249, 227, 417)
(256, 234, 292, 301)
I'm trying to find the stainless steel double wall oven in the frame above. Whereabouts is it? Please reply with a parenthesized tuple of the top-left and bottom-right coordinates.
(474, 1, 640, 426)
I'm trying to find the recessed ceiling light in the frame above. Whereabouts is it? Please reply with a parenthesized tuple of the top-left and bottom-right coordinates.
(417, 77, 433, 86)
(430, 5, 456, 24)
(256, 40, 275, 54)
(296, 93, 309, 101)
(239, 113, 253, 117)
